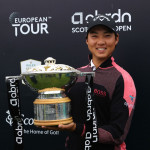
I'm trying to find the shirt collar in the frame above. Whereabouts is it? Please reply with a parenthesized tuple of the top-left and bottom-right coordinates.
(90, 60, 96, 71)
(89, 55, 113, 69)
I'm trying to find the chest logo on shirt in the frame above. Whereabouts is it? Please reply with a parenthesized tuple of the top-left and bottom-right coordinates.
(94, 88, 107, 97)
(129, 95, 135, 102)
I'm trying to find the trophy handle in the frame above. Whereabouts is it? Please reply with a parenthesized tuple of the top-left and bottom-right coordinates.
(77, 72, 95, 77)
(5, 75, 22, 81)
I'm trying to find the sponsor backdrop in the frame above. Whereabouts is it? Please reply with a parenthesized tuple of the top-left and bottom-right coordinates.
(0, 0, 149, 150)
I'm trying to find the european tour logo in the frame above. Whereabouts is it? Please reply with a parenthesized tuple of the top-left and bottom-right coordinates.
(9, 12, 52, 37)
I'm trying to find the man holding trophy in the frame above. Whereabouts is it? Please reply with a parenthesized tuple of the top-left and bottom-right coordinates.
(41, 14, 136, 150)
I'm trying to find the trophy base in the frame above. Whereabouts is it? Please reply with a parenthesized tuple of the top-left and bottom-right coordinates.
(34, 117, 73, 126)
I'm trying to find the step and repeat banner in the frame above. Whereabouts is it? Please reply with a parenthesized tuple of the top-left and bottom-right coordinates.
(0, 0, 149, 150)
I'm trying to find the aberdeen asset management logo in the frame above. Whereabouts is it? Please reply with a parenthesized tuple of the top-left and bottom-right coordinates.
(71, 9, 132, 33)
(9, 12, 52, 37)
(6, 110, 34, 126)
(93, 15, 110, 22)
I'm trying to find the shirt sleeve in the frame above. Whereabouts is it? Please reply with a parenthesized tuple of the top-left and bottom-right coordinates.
(98, 75, 136, 145)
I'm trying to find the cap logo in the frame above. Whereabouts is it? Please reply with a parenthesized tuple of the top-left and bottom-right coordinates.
(93, 15, 110, 22)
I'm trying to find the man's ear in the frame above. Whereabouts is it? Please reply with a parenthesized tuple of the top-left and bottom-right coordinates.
(115, 33, 119, 45)
(86, 38, 88, 45)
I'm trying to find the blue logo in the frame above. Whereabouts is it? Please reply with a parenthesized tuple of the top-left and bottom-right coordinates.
(129, 95, 135, 102)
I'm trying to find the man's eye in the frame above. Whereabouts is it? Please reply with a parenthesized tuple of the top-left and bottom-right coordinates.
(105, 34, 111, 37)
(92, 35, 97, 37)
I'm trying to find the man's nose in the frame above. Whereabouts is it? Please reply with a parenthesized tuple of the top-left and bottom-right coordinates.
(97, 38, 105, 45)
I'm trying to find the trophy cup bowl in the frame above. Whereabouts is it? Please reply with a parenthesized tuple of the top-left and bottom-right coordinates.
(21, 57, 80, 127)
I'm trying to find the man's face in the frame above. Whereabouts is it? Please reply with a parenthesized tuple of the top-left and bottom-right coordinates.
(86, 25, 119, 62)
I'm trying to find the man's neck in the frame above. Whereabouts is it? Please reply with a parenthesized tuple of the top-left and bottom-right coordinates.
(92, 58, 107, 68)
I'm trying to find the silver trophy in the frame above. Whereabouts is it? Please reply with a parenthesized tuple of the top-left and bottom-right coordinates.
(21, 57, 94, 127)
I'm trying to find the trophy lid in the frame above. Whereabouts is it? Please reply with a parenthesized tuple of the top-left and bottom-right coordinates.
(22, 57, 79, 75)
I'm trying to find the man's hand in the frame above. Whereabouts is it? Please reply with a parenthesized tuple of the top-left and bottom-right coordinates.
(58, 122, 76, 132)
(38, 122, 76, 132)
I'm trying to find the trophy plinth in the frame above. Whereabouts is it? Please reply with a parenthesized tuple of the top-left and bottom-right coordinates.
(34, 88, 73, 126)
(21, 57, 79, 127)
